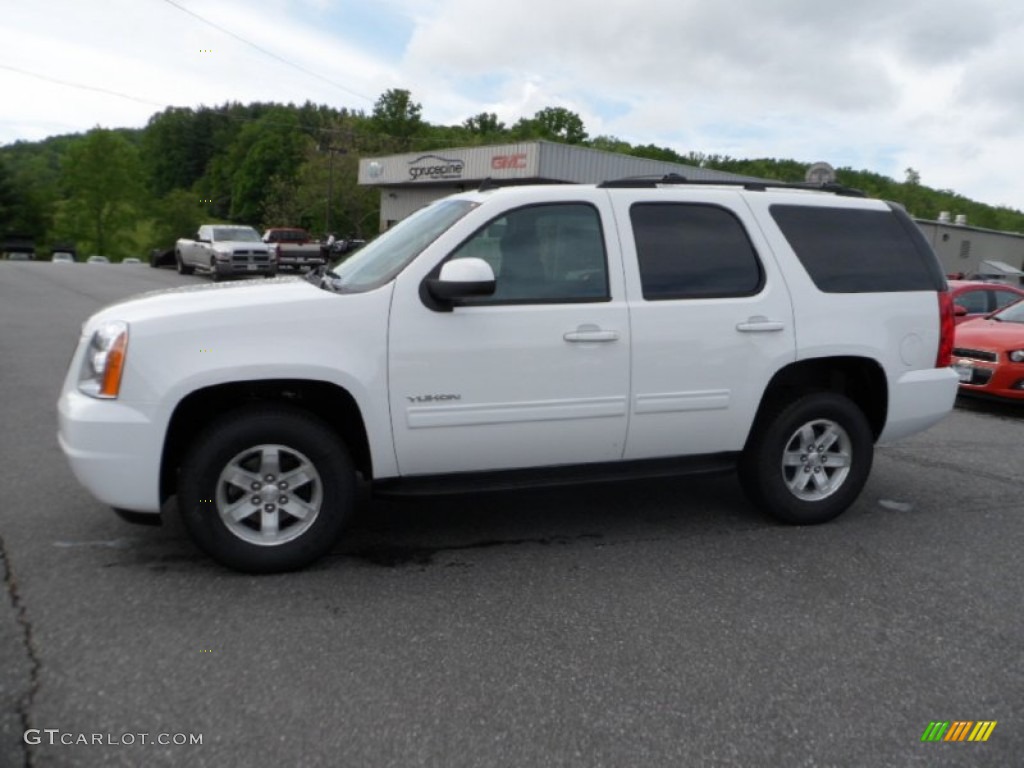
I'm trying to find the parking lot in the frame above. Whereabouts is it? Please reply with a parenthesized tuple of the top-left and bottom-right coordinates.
(1, 261, 1021, 767)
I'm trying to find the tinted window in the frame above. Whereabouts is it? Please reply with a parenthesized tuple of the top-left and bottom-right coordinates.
(770, 205, 942, 293)
(449, 203, 608, 304)
(630, 203, 763, 300)
(955, 289, 988, 314)
(994, 289, 1023, 309)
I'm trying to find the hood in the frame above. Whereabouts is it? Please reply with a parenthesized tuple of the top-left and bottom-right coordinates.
(955, 318, 1024, 351)
(87, 277, 324, 330)
(212, 239, 272, 249)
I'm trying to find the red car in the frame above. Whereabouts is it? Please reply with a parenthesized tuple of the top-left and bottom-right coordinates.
(953, 298, 1024, 400)
(948, 280, 1024, 324)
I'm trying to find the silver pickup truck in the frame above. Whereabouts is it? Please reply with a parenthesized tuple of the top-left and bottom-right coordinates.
(175, 225, 277, 281)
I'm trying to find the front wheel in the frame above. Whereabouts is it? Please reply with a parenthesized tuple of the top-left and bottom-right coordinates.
(178, 405, 354, 572)
(739, 392, 873, 525)
(176, 252, 193, 275)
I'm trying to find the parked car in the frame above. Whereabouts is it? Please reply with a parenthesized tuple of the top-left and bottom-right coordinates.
(262, 227, 326, 272)
(176, 225, 276, 280)
(948, 279, 1024, 324)
(58, 178, 958, 572)
(952, 298, 1024, 400)
(5, 252, 33, 261)
(86, 255, 110, 264)
(149, 247, 175, 268)
(122, 257, 142, 265)
(51, 251, 76, 263)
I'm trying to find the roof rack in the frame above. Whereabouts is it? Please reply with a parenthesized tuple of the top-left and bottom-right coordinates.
(597, 173, 866, 197)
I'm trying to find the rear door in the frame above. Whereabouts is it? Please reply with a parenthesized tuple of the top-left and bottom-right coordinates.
(610, 191, 796, 459)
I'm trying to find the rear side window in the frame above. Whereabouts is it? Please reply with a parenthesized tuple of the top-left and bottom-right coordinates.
(630, 203, 763, 300)
(770, 204, 943, 293)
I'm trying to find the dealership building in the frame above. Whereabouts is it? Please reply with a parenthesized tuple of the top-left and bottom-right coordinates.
(357, 140, 757, 230)
(358, 141, 1024, 284)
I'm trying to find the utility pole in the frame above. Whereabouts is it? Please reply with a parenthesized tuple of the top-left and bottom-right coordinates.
(319, 145, 347, 237)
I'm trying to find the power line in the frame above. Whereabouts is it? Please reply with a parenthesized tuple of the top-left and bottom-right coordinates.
(158, 0, 372, 103)
(0, 64, 168, 109)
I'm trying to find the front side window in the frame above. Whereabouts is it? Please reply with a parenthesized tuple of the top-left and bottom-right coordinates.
(630, 203, 763, 300)
(994, 289, 1023, 310)
(448, 203, 609, 303)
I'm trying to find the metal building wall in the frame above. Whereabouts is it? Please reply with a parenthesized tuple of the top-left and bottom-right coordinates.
(916, 220, 1024, 280)
(379, 187, 450, 230)
(536, 142, 753, 184)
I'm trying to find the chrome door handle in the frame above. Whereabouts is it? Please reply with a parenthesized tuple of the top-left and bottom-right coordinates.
(736, 316, 785, 332)
(564, 324, 620, 342)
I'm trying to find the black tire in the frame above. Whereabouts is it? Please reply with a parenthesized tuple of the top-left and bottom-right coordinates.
(738, 392, 873, 525)
(176, 252, 193, 275)
(263, 270, 278, 279)
(210, 257, 221, 282)
(178, 405, 354, 573)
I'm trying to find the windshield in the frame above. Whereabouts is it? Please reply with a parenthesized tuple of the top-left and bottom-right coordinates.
(212, 227, 261, 243)
(332, 199, 477, 292)
(992, 297, 1024, 323)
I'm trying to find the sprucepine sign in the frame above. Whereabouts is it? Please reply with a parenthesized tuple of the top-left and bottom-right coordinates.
(407, 155, 465, 181)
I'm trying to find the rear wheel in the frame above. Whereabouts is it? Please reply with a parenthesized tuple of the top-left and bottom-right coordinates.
(178, 405, 354, 572)
(739, 392, 873, 525)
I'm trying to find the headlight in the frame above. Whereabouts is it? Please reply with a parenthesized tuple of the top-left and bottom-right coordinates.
(78, 321, 129, 398)
(1009, 350, 1024, 363)
(214, 248, 232, 261)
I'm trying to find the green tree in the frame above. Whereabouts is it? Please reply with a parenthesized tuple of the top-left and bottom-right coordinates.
(464, 112, 506, 137)
(371, 89, 423, 150)
(149, 189, 207, 248)
(61, 128, 143, 257)
(224, 109, 310, 224)
(0, 157, 22, 232)
(532, 107, 588, 144)
(589, 135, 632, 154)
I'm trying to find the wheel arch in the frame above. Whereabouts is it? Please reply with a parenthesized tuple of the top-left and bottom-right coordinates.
(160, 379, 371, 504)
(745, 357, 888, 449)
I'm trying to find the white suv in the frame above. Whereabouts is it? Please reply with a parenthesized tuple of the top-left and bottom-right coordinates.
(58, 178, 959, 572)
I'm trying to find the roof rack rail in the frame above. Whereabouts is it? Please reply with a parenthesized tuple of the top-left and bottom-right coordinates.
(597, 174, 866, 197)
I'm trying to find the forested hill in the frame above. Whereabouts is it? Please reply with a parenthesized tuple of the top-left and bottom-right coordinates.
(2, 90, 1022, 259)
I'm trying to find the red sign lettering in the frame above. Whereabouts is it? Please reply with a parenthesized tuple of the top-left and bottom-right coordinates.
(491, 154, 528, 170)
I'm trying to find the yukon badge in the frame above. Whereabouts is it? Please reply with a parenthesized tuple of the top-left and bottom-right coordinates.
(407, 394, 462, 404)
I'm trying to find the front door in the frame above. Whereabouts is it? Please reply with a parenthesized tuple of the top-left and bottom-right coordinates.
(388, 199, 631, 476)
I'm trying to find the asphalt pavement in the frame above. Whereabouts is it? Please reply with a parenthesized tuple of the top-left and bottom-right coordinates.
(1, 261, 1021, 767)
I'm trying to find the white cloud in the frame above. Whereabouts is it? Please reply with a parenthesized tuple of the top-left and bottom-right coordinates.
(3, 0, 1024, 208)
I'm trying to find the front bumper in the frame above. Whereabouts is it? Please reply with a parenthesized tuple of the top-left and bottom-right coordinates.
(57, 390, 163, 514)
(277, 255, 326, 270)
(954, 356, 1024, 400)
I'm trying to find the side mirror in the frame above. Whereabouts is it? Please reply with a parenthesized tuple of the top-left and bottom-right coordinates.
(424, 258, 496, 309)
(953, 304, 968, 316)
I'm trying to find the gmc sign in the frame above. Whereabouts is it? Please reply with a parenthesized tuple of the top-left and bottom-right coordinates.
(491, 154, 528, 170)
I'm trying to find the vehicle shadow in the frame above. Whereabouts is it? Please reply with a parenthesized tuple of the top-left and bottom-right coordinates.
(331, 472, 762, 569)
(955, 394, 1024, 420)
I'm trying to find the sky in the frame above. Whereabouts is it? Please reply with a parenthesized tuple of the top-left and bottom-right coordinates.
(2, 0, 1023, 209)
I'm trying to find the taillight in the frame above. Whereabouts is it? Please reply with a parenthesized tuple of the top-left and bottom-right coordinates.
(936, 291, 954, 367)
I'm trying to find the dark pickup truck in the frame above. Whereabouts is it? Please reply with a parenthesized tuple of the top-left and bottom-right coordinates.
(262, 228, 326, 272)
